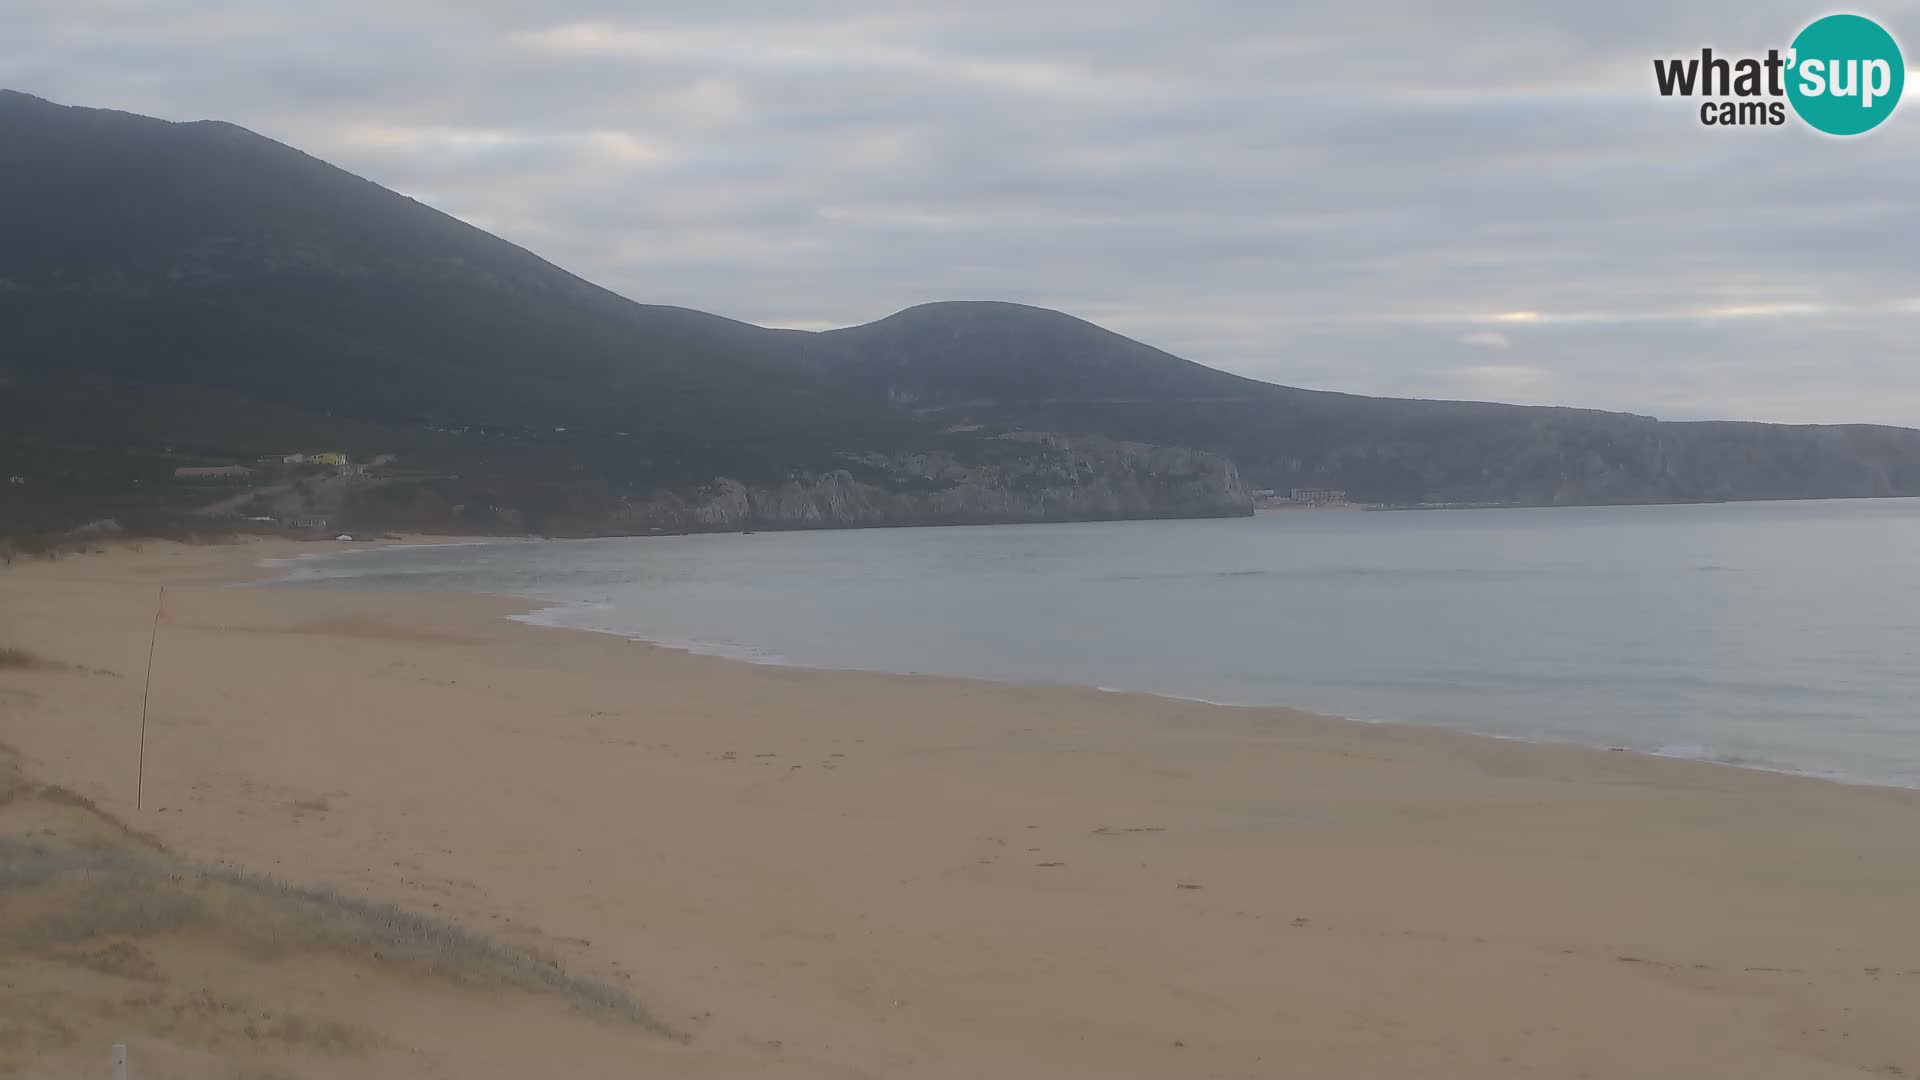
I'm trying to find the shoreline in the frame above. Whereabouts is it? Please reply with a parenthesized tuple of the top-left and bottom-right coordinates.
(5, 537, 1920, 1077)
(512, 596, 1910, 792)
(262, 537, 1917, 795)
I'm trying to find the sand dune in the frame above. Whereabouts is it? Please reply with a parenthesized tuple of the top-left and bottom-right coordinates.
(0, 741, 700, 1078)
(3, 538, 1919, 1077)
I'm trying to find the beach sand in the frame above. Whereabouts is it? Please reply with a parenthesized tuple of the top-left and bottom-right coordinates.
(2, 537, 1918, 1078)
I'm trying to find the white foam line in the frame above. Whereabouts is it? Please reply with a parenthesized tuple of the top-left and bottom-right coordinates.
(250, 538, 528, 585)
(272, 564, 1920, 793)
(516, 602, 1915, 788)
(507, 602, 797, 667)
(520, 606, 1920, 789)
(256, 538, 509, 566)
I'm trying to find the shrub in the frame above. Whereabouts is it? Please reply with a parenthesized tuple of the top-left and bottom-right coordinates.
(0, 647, 42, 670)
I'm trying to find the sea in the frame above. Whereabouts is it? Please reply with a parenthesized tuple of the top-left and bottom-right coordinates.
(262, 499, 1920, 789)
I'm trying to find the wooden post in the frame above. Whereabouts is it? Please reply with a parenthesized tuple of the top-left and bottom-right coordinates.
(112, 1042, 127, 1080)
(136, 587, 163, 811)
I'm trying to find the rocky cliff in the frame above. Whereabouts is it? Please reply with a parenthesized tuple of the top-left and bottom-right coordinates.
(784, 302, 1920, 507)
(601, 434, 1250, 532)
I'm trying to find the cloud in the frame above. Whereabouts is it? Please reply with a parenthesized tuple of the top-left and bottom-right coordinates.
(3, 0, 1919, 425)
(1454, 364, 1547, 386)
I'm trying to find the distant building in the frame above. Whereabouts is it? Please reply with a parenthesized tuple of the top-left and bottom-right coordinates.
(1289, 487, 1348, 506)
(282, 453, 308, 465)
(310, 452, 348, 467)
(174, 465, 254, 481)
(282, 515, 328, 531)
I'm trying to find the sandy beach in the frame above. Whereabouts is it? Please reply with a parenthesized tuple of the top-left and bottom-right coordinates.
(3, 537, 1919, 1078)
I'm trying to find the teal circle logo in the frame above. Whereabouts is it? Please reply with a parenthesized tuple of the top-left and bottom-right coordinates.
(1787, 14, 1905, 135)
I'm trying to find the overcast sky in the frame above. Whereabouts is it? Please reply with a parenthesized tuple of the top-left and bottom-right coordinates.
(6, 1, 1919, 424)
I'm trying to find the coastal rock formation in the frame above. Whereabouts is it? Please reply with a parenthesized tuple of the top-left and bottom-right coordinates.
(606, 435, 1251, 532)
(785, 301, 1920, 507)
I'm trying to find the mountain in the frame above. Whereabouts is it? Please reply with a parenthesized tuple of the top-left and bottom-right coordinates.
(0, 91, 1247, 534)
(791, 301, 1920, 506)
(3, 90, 1917, 541)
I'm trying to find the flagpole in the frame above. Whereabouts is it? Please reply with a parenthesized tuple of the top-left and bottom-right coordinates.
(136, 585, 163, 811)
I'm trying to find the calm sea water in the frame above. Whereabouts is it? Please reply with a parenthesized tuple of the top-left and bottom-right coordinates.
(266, 500, 1920, 788)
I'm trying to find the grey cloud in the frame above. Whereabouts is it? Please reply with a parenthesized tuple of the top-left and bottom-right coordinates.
(4, 0, 1919, 424)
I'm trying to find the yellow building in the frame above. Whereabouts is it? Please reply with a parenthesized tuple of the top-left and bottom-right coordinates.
(310, 452, 348, 467)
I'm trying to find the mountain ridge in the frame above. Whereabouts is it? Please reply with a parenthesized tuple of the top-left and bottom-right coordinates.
(0, 90, 1251, 534)
(3, 89, 1918, 536)
(782, 299, 1920, 505)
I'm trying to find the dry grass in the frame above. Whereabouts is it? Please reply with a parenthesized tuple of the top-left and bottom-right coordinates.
(0, 742, 676, 1065)
(0, 838, 669, 1034)
(0, 837, 664, 1022)
(0, 646, 117, 679)
(0, 646, 45, 670)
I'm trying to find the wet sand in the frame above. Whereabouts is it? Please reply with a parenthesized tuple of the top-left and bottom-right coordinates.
(2, 537, 1918, 1077)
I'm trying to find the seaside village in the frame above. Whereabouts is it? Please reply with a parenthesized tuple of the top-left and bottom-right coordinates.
(170, 450, 397, 535)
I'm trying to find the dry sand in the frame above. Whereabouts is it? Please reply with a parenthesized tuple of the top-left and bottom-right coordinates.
(2, 537, 1918, 1078)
